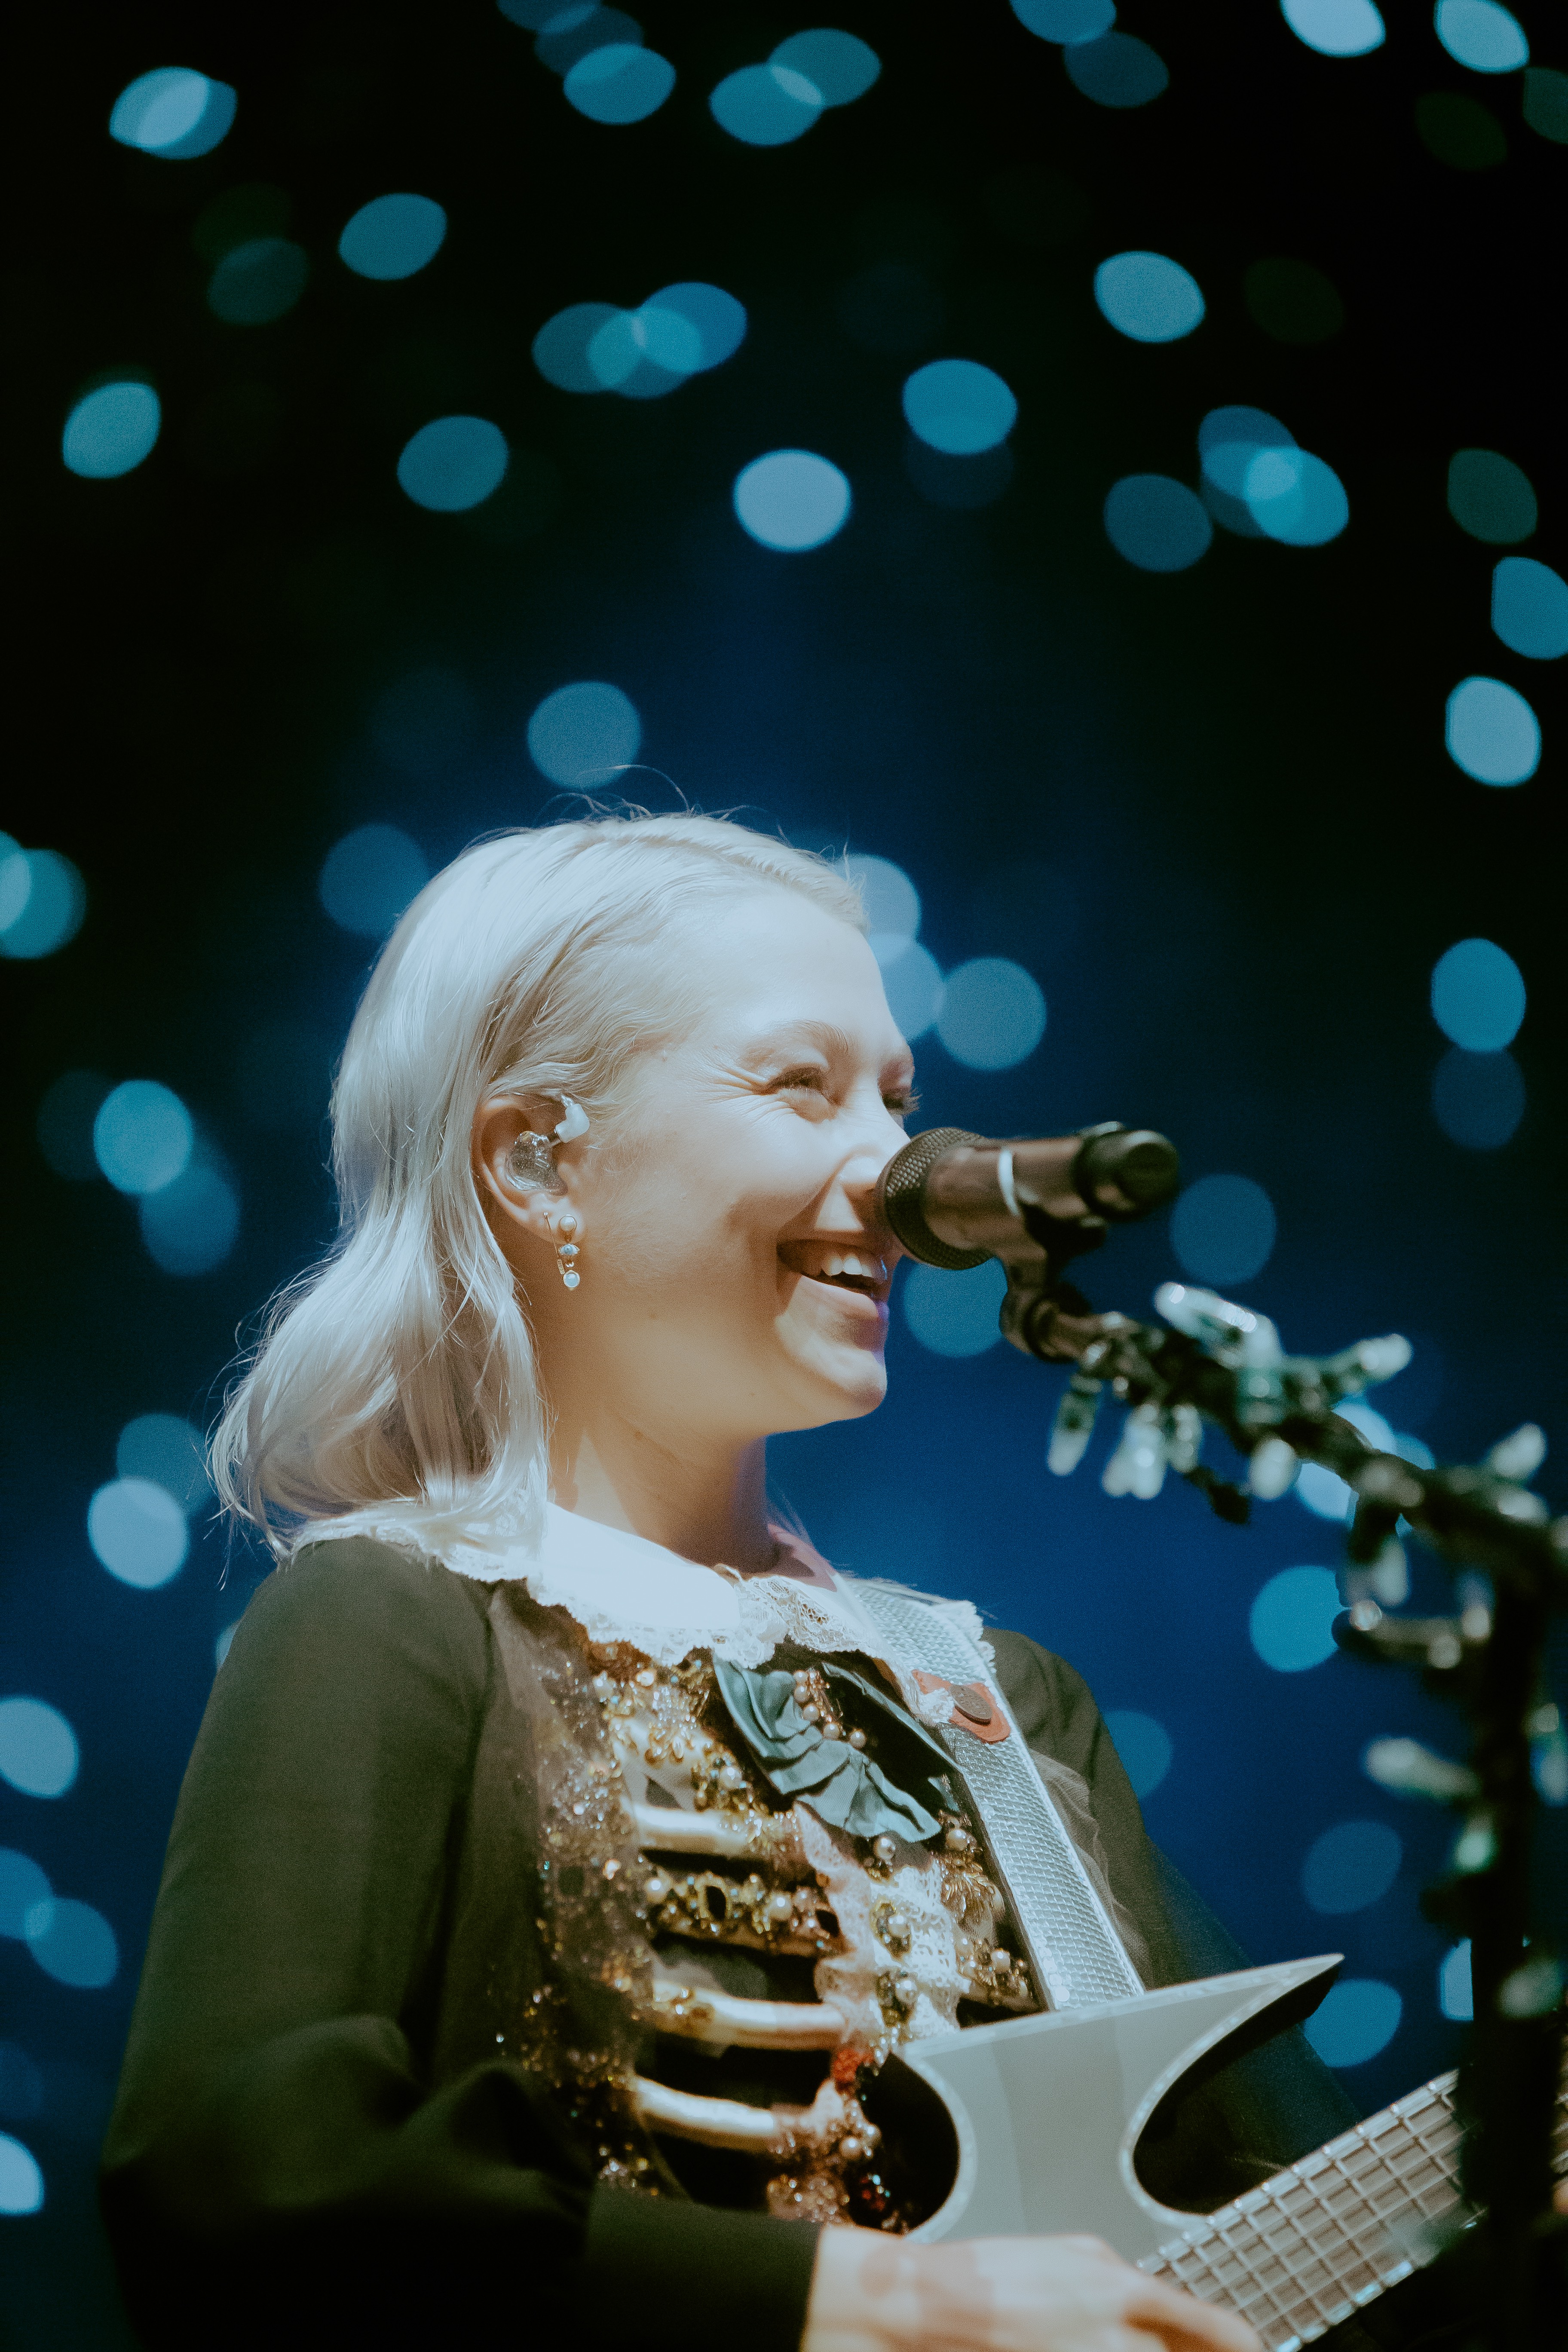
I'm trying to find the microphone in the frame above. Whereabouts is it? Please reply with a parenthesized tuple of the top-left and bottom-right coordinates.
(876, 1123, 1181, 1273)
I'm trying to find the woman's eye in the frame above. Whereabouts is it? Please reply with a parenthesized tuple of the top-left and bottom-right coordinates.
(773, 1068, 828, 1094)
(884, 1088, 919, 1118)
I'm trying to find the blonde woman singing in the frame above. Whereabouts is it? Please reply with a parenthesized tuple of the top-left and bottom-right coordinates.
(102, 815, 1438, 2352)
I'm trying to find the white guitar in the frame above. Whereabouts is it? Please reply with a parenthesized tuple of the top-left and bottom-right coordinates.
(898, 1954, 1567, 2352)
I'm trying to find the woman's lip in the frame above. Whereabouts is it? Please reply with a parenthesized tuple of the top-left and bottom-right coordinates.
(783, 1265, 891, 1314)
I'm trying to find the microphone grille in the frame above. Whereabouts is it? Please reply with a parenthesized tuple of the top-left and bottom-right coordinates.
(879, 1127, 991, 1271)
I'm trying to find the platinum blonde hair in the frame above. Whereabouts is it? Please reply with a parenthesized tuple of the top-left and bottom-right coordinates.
(211, 813, 866, 1558)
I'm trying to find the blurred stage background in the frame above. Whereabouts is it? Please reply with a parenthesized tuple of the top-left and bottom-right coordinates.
(3, 1, 1564, 2338)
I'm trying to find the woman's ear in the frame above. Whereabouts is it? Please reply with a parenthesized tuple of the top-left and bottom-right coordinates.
(473, 1095, 585, 1245)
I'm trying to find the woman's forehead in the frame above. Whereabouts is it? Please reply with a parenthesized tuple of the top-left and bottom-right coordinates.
(674, 891, 905, 1063)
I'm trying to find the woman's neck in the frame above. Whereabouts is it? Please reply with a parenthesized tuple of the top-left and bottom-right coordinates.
(547, 1411, 780, 1575)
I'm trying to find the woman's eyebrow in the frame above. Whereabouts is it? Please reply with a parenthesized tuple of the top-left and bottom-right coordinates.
(735, 1022, 861, 1069)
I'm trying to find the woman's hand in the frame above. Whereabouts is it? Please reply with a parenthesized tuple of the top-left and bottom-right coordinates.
(804, 2227, 1262, 2352)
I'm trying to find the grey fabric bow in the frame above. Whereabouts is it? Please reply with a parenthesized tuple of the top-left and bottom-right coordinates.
(713, 1653, 952, 1844)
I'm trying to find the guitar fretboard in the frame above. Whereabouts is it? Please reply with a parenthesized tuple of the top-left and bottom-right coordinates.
(1138, 2067, 1568, 2352)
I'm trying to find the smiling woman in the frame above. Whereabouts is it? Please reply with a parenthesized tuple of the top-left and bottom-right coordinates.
(104, 814, 1344, 2352)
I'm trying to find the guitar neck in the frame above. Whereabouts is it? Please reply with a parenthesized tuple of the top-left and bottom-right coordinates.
(1138, 2065, 1568, 2352)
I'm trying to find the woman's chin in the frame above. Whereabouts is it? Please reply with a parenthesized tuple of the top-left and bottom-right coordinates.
(772, 1312, 890, 1424)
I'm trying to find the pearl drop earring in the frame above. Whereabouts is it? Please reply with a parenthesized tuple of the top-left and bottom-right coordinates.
(555, 1213, 581, 1290)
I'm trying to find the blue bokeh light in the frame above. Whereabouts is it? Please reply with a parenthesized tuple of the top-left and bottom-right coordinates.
(1170, 1173, 1277, 1285)
(0, 1701, 80, 1801)
(338, 193, 448, 280)
(903, 1260, 1008, 1358)
(1302, 1820, 1403, 1914)
(1011, 0, 1116, 37)
(397, 416, 509, 511)
(532, 6, 642, 74)
(1295, 1461, 1356, 1522)
(93, 1081, 193, 1196)
(1491, 557, 1568, 660)
(846, 854, 920, 940)
(1243, 448, 1349, 545)
(1250, 1566, 1341, 1672)
(534, 302, 623, 392)
(527, 681, 642, 784)
(1430, 937, 1526, 1051)
(0, 1852, 52, 1940)
(1199, 407, 1297, 537)
(648, 283, 747, 371)
(710, 64, 823, 146)
(1280, 0, 1386, 58)
(1445, 676, 1540, 784)
(1523, 66, 1568, 142)
(108, 67, 236, 158)
(874, 938, 945, 1038)
(1435, 0, 1528, 73)
(0, 2134, 44, 2216)
(902, 360, 1017, 455)
(1103, 1709, 1173, 1798)
(1064, 33, 1168, 107)
(140, 1158, 241, 1277)
(87, 1479, 189, 1590)
(734, 450, 851, 551)
(319, 824, 431, 937)
(1304, 1979, 1402, 2067)
(0, 846, 86, 959)
(116, 1415, 211, 1510)
(770, 31, 880, 105)
(564, 44, 675, 123)
(26, 1898, 119, 1991)
(1431, 1048, 1525, 1148)
(936, 958, 1046, 1069)
(1439, 1940, 1473, 2020)
(1093, 252, 1204, 343)
(1103, 476, 1213, 572)
(1447, 448, 1536, 542)
(61, 383, 160, 480)
(207, 239, 310, 326)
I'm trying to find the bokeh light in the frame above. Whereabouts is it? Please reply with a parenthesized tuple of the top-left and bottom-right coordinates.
(1280, 0, 1385, 58)
(1444, 676, 1540, 784)
(139, 1158, 241, 1277)
(0, 1700, 79, 1801)
(1303, 1979, 1402, 2066)
(396, 416, 509, 511)
(906, 441, 1014, 511)
(710, 64, 823, 147)
(92, 1081, 193, 1196)
(1249, 1566, 1341, 1671)
(874, 938, 945, 1038)
(116, 1415, 211, 1510)
(534, 302, 624, 392)
(734, 451, 851, 551)
(1242, 259, 1344, 344)
(1301, 1820, 1403, 1914)
(318, 824, 431, 937)
(1523, 66, 1568, 142)
(108, 67, 236, 158)
(0, 1852, 52, 1939)
(902, 360, 1017, 455)
(1093, 252, 1204, 343)
(1416, 91, 1507, 169)
(0, 846, 86, 959)
(1434, 0, 1528, 74)
(935, 958, 1046, 1069)
(1011, 0, 1115, 36)
(35, 1071, 111, 1180)
(1446, 448, 1536, 542)
(1103, 477, 1212, 572)
(1198, 406, 1297, 538)
(527, 680, 641, 783)
(1295, 1461, 1356, 1523)
(1430, 937, 1525, 1050)
(208, 239, 310, 326)
(1431, 1049, 1525, 1148)
(338, 193, 448, 280)
(1335, 1399, 1396, 1453)
(87, 1479, 189, 1590)
(1063, 34, 1168, 107)
(26, 1898, 119, 1991)
(525, 6, 641, 72)
(1439, 1940, 1473, 2020)
(535, 286, 745, 398)
(1242, 448, 1348, 545)
(1169, 1173, 1277, 1285)
(1103, 1709, 1173, 1797)
(61, 383, 160, 480)
(647, 283, 747, 372)
(902, 1260, 1008, 1357)
(846, 854, 920, 938)
(0, 2135, 44, 2216)
(563, 45, 675, 124)
(770, 31, 880, 105)
(1491, 557, 1568, 660)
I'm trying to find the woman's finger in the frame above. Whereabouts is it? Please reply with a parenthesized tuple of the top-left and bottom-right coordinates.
(1125, 2273, 1262, 2352)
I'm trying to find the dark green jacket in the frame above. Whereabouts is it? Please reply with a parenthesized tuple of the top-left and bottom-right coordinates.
(99, 1536, 1451, 2351)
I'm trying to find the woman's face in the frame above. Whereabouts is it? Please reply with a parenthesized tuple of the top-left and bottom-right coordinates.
(488, 887, 917, 1448)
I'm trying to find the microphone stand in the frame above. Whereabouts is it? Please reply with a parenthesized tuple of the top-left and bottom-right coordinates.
(995, 1240, 1567, 2349)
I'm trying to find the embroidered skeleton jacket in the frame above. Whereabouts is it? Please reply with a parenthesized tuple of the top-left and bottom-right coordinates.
(100, 1518, 1444, 2352)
